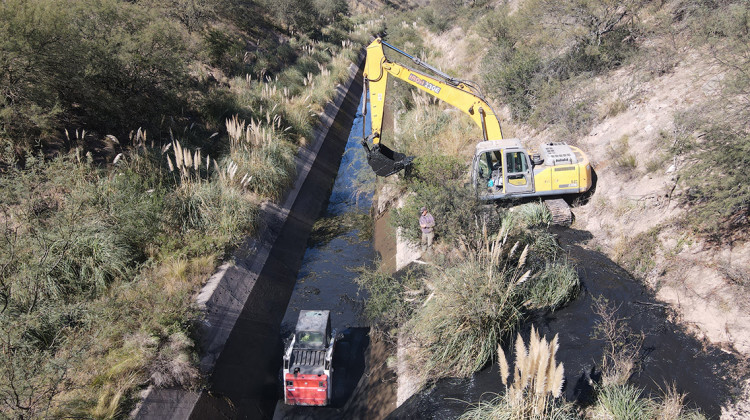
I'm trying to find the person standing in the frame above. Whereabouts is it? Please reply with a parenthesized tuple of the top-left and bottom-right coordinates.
(419, 206, 435, 252)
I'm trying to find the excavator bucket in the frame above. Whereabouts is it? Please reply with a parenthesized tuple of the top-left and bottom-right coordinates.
(363, 143, 414, 177)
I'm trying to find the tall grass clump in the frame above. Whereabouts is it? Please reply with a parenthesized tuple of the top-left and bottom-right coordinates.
(522, 262, 580, 310)
(515, 202, 553, 228)
(354, 264, 424, 331)
(590, 383, 653, 420)
(395, 211, 580, 381)
(225, 114, 296, 201)
(461, 326, 574, 420)
(405, 259, 525, 378)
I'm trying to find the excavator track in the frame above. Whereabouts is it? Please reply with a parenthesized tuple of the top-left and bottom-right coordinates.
(544, 198, 573, 226)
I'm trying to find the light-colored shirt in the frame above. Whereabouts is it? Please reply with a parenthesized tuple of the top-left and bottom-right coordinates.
(419, 213, 435, 233)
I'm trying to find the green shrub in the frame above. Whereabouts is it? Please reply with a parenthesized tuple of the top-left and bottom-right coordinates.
(679, 125, 750, 236)
(0, 0, 189, 162)
(383, 13, 424, 53)
(411, 154, 466, 186)
(482, 46, 544, 120)
(593, 384, 653, 420)
(390, 181, 482, 246)
(515, 202, 552, 228)
(314, 0, 348, 24)
(522, 261, 580, 310)
(355, 265, 423, 327)
(205, 28, 245, 71)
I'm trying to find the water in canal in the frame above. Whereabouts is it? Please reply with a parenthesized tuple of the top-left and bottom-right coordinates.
(274, 94, 377, 418)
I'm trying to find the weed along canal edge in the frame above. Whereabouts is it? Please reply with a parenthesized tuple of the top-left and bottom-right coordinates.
(135, 54, 366, 419)
(380, 223, 745, 419)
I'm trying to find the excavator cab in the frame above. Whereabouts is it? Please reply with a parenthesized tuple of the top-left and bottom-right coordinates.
(361, 141, 414, 177)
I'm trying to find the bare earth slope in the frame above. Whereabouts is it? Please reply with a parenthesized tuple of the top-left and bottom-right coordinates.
(532, 46, 750, 418)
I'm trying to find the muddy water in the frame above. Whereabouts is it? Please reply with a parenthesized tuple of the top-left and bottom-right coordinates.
(274, 94, 386, 419)
(387, 227, 745, 419)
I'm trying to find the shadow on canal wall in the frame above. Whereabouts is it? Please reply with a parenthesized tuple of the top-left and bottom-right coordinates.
(135, 53, 366, 420)
(387, 227, 747, 420)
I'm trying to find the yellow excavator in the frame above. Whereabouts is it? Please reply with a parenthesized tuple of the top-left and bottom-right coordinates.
(361, 38, 593, 224)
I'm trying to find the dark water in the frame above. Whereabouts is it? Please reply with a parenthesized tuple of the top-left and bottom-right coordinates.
(388, 227, 746, 419)
(280, 92, 374, 334)
(274, 94, 376, 418)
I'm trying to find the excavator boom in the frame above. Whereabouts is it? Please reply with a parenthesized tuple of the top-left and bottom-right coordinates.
(362, 38, 503, 176)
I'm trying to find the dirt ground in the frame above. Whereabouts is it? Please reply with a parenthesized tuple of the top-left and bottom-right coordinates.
(522, 46, 750, 418)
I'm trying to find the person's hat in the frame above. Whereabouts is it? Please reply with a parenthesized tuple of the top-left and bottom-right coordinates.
(420, 206, 427, 212)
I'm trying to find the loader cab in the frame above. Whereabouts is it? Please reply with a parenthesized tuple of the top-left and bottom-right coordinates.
(472, 139, 534, 200)
(295, 314, 331, 350)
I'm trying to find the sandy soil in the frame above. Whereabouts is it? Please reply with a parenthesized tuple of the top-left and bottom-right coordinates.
(518, 45, 750, 418)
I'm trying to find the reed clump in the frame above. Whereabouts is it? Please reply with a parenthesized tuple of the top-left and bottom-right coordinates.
(461, 326, 575, 420)
(387, 207, 581, 382)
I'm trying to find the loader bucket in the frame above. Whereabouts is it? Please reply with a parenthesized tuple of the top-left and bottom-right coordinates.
(365, 143, 414, 177)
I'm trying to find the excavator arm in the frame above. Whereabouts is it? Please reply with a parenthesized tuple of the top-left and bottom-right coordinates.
(362, 38, 504, 176)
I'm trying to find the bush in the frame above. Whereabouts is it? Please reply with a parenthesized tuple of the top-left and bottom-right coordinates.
(410, 154, 466, 186)
(0, 156, 133, 311)
(0, 0, 189, 162)
(679, 125, 750, 237)
(522, 261, 580, 310)
(355, 265, 423, 327)
(390, 181, 482, 246)
(593, 384, 653, 420)
(482, 46, 544, 120)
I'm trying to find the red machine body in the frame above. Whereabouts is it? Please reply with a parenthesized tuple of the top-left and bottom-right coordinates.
(283, 373, 330, 406)
(282, 310, 335, 406)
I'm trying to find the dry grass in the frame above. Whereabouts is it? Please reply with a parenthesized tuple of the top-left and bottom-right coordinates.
(502, 326, 565, 415)
(592, 297, 644, 387)
(608, 135, 637, 170)
(461, 326, 574, 420)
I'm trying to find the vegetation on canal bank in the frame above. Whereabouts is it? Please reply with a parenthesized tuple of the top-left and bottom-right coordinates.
(359, 175, 580, 382)
(0, 0, 377, 417)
